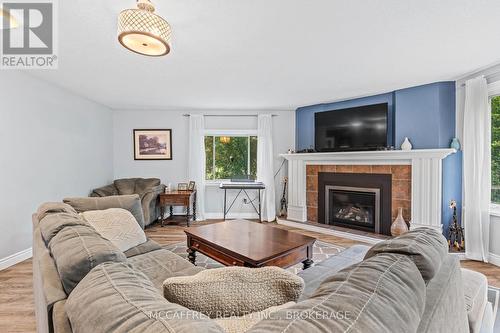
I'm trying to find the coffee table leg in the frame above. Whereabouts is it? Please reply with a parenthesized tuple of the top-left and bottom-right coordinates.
(302, 258, 314, 270)
(187, 248, 196, 265)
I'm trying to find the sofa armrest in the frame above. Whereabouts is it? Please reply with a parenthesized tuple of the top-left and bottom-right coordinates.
(141, 184, 166, 226)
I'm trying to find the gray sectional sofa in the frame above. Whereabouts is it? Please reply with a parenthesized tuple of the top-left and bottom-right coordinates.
(33, 197, 488, 333)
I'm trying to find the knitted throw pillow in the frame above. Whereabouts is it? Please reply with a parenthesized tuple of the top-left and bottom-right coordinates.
(163, 266, 304, 318)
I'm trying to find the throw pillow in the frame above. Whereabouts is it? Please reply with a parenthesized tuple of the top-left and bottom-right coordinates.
(214, 302, 295, 333)
(80, 208, 146, 252)
(163, 266, 304, 318)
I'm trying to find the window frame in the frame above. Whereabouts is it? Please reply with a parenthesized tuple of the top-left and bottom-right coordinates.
(488, 81, 500, 212)
(204, 129, 258, 183)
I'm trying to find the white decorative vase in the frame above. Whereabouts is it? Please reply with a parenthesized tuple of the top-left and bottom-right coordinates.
(391, 207, 409, 236)
(401, 137, 412, 151)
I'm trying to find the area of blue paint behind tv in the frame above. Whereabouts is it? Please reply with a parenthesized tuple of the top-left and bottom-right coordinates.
(295, 81, 462, 238)
(296, 82, 456, 150)
(296, 92, 395, 150)
(394, 82, 456, 149)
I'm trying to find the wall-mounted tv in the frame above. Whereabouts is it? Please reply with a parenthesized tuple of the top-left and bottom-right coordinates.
(315, 103, 388, 152)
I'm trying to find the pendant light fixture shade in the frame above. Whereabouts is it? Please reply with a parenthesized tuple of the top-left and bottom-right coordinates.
(118, 0, 171, 57)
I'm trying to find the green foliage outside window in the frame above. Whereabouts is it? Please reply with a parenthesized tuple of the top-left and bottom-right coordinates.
(492, 96, 500, 203)
(205, 136, 257, 180)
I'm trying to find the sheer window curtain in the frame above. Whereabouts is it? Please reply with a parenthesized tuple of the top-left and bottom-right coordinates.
(257, 114, 276, 222)
(188, 114, 206, 221)
(463, 76, 491, 262)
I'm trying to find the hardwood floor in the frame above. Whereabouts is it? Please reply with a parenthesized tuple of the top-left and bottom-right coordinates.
(1, 218, 499, 333)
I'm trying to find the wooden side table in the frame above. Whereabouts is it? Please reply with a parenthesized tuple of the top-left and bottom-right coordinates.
(159, 190, 196, 227)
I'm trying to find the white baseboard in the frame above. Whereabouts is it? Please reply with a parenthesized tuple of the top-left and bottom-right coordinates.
(489, 253, 500, 267)
(277, 218, 383, 245)
(450, 252, 467, 260)
(0, 247, 32, 271)
(204, 212, 259, 220)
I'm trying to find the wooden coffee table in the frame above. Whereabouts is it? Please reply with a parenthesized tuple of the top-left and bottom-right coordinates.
(184, 220, 316, 270)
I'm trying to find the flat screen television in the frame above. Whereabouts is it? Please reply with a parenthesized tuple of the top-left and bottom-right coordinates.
(315, 103, 388, 152)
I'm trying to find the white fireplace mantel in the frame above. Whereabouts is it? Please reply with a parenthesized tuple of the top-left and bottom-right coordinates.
(280, 149, 456, 231)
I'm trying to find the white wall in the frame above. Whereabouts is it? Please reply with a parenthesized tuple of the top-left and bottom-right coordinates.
(0, 71, 113, 261)
(112, 110, 295, 218)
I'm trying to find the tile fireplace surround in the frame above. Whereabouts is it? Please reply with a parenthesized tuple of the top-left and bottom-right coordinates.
(281, 149, 456, 232)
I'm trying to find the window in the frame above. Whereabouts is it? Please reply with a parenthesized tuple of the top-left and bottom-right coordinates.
(492, 95, 500, 203)
(205, 135, 257, 180)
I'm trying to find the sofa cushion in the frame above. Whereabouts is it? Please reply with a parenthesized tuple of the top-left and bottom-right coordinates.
(135, 178, 161, 197)
(114, 178, 138, 195)
(36, 202, 78, 222)
(80, 208, 147, 252)
(214, 302, 296, 333)
(49, 224, 126, 294)
(66, 262, 224, 333)
(298, 244, 370, 301)
(63, 195, 145, 229)
(128, 248, 204, 290)
(417, 255, 469, 333)
(364, 227, 448, 282)
(163, 266, 305, 318)
(124, 239, 162, 258)
(39, 212, 89, 244)
(247, 253, 426, 333)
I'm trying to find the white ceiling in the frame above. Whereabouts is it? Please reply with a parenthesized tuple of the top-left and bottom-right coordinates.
(28, 0, 500, 110)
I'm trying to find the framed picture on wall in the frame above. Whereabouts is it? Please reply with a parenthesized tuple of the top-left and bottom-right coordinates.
(133, 129, 172, 160)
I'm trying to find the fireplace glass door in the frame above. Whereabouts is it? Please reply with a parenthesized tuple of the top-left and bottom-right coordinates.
(326, 185, 380, 233)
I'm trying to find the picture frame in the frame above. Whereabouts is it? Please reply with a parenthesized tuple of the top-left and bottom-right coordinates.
(178, 183, 188, 191)
(133, 129, 172, 160)
(188, 181, 196, 191)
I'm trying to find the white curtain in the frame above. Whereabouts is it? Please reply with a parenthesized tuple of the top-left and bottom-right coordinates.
(188, 114, 206, 221)
(463, 76, 491, 262)
(257, 114, 276, 222)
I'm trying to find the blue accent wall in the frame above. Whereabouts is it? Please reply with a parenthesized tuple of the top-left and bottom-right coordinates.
(295, 81, 461, 238)
(296, 81, 456, 150)
(442, 151, 463, 236)
(394, 82, 456, 149)
(296, 92, 394, 151)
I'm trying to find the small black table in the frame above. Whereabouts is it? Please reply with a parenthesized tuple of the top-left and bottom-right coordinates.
(219, 182, 265, 221)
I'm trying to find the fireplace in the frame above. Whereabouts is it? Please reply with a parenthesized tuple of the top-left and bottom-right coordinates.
(326, 185, 380, 233)
(318, 172, 392, 235)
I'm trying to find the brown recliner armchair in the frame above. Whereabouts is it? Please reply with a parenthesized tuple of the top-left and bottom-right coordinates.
(90, 178, 165, 226)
